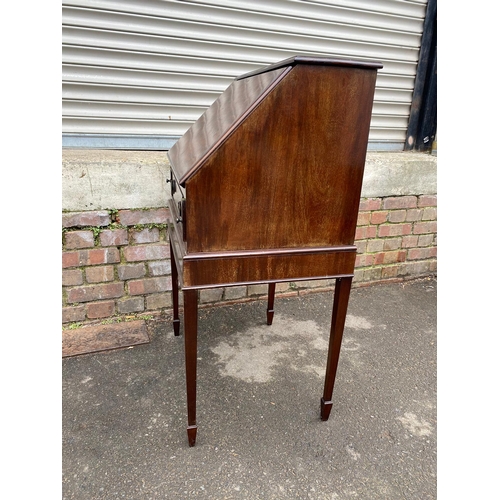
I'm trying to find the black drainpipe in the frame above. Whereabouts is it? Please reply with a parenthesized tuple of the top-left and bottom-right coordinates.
(404, 0, 437, 152)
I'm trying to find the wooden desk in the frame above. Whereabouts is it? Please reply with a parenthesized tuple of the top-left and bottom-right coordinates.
(166, 55, 382, 446)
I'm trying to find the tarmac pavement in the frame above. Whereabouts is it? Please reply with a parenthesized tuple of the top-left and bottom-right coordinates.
(62, 277, 437, 499)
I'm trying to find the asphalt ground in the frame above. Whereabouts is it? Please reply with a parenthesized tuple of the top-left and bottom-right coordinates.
(62, 277, 437, 499)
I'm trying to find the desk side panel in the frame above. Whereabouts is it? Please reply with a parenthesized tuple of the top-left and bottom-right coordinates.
(186, 64, 378, 253)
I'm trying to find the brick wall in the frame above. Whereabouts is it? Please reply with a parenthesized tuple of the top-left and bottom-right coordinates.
(354, 195, 437, 283)
(62, 195, 436, 325)
(62, 208, 172, 324)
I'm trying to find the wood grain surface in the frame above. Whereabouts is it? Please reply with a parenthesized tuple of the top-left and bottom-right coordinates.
(185, 64, 378, 253)
(62, 320, 150, 357)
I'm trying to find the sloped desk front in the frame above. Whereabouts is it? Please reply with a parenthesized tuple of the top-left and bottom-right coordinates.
(166, 55, 382, 446)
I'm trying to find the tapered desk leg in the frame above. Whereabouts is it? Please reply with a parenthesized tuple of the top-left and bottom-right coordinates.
(267, 283, 276, 325)
(183, 289, 198, 446)
(169, 240, 180, 336)
(321, 276, 352, 421)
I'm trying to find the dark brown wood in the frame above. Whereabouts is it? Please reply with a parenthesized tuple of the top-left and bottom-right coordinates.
(183, 249, 356, 289)
(165, 56, 381, 446)
(167, 66, 290, 184)
(237, 55, 383, 80)
(167, 198, 187, 258)
(321, 277, 353, 421)
(183, 288, 198, 446)
(184, 64, 378, 253)
(267, 283, 276, 325)
(170, 240, 180, 336)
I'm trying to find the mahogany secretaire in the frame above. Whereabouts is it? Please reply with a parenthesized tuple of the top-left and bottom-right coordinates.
(166, 55, 382, 446)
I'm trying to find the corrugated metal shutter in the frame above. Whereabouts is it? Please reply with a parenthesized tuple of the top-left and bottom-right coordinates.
(62, 0, 429, 151)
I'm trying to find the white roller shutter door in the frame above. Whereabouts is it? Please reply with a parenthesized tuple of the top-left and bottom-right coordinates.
(62, 0, 429, 150)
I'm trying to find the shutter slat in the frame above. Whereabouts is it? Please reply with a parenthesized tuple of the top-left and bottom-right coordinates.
(62, 0, 429, 150)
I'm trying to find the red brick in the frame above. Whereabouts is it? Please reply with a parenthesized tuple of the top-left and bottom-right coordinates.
(417, 234, 435, 247)
(63, 269, 83, 286)
(402, 235, 419, 248)
(378, 223, 412, 237)
(62, 305, 86, 323)
(128, 276, 172, 295)
(370, 211, 388, 225)
(354, 227, 363, 241)
(130, 228, 160, 244)
(388, 210, 406, 223)
(355, 254, 374, 267)
(406, 209, 423, 222)
(65, 231, 95, 249)
(148, 260, 171, 276)
(418, 195, 437, 207)
(117, 263, 146, 280)
(355, 240, 367, 253)
(118, 208, 169, 226)
(99, 229, 128, 247)
(374, 251, 406, 265)
(408, 247, 437, 260)
(356, 212, 371, 226)
(62, 211, 110, 228)
(422, 207, 437, 221)
(123, 244, 170, 262)
(383, 238, 402, 251)
(80, 248, 120, 266)
(355, 225, 377, 241)
(367, 239, 384, 253)
(86, 300, 115, 319)
(64, 248, 120, 268)
(67, 282, 124, 303)
(359, 198, 382, 211)
(86, 265, 115, 283)
(63, 251, 80, 269)
(413, 221, 437, 235)
(383, 196, 417, 210)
